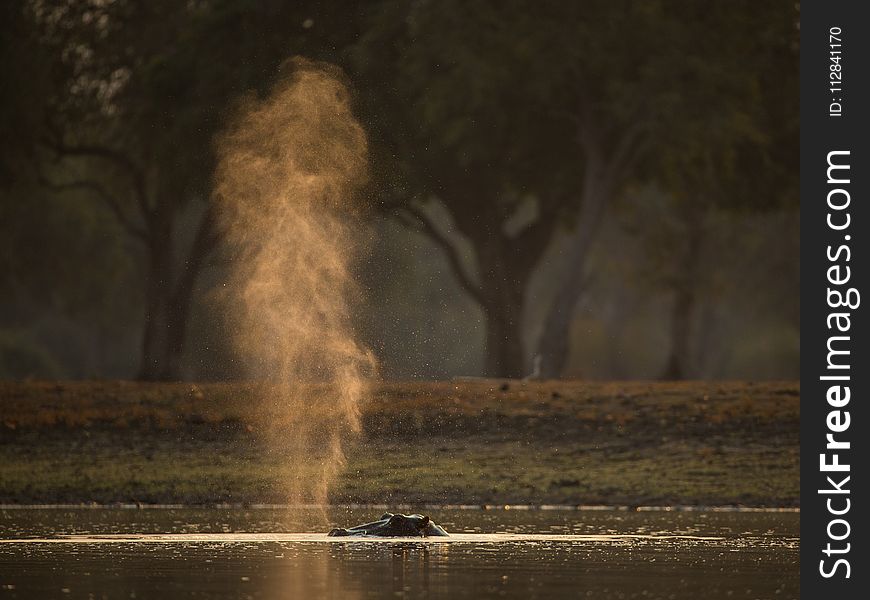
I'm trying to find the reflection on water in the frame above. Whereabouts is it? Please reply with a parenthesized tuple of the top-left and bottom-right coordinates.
(0, 508, 798, 599)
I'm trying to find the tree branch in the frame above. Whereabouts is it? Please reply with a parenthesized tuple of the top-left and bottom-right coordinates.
(605, 120, 649, 184)
(45, 138, 152, 219)
(37, 171, 148, 241)
(512, 197, 564, 276)
(394, 203, 484, 305)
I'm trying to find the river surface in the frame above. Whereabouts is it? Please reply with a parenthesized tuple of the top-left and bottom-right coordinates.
(0, 507, 798, 599)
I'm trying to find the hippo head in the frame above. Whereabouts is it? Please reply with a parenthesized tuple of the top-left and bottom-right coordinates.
(379, 513, 431, 536)
(328, 513, 449, 537)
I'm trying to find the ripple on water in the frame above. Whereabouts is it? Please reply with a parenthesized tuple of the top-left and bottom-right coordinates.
(0, 508, 799, 599)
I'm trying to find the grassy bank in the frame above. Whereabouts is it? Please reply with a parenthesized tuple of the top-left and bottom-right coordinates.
(0, 380, 799, 507)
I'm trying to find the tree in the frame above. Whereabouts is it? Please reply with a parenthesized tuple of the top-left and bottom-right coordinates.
(23, 0, 221, 379)
(1, 1, 137, 377)
(17, 0, 364, 379)
(353, 0, 793, 378)
(622, 1, 799, 379)
(353, 1, 589, 377)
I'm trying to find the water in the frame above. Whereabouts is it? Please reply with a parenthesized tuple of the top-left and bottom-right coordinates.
(0, 508, 798, 599)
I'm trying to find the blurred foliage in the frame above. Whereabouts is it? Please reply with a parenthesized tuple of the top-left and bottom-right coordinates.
(0, 1, 58, 186)
(3, 0, 371, 378)
(0, 0, 799, 380)
(350, 0, 799, 377)
(353, 0, 797, 215)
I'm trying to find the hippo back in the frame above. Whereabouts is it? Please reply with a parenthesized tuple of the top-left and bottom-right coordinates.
(328, 513, 449, 537)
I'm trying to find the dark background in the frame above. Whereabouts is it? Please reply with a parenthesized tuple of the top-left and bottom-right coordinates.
(0, 0, 799, 381)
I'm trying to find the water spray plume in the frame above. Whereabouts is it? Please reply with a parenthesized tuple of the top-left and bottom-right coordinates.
(214, 57, 375, 507)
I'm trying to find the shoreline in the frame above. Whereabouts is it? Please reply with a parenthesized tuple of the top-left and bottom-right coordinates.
(1, 380, 800, 507)
(0, 503, 800, 512)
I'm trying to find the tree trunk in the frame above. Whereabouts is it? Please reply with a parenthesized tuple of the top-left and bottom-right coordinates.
(480, 286, 526, 378)
(535, 158, 610, 379)
(138, 206, 174, 380)
(397, 194, 557, 380)
(138, 294, 162, 379)
(534, 231, 592, 379)
(159, 208, 219, 380)
(660, 284, 695, 380)
(160, 294, 190, 380)
(40, 140, 218, 381)
(473, 230, 529, 378)
(660, 215, 703, 380)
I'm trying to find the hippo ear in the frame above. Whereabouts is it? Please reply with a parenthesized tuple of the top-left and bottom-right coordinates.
(380, 513, 393, 520)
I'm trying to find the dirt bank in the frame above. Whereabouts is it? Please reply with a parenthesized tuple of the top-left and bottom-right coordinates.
(0, 380, 799, 506)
